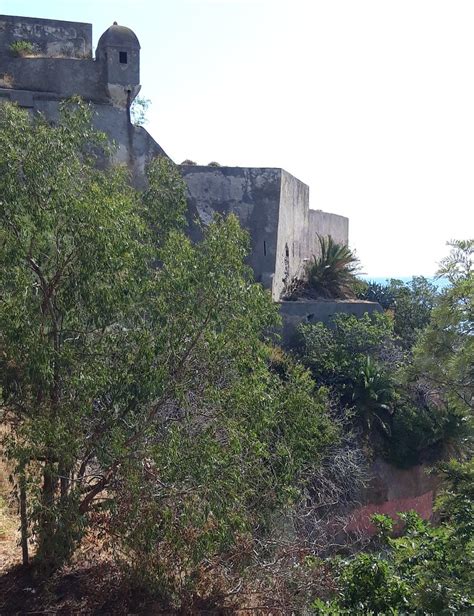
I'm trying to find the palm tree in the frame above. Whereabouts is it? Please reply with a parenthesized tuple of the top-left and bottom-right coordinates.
(351, 356, 395, 436)
(304, 235, 361, 299)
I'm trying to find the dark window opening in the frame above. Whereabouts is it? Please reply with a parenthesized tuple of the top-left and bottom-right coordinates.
(263, 241, 267, 256)
(285, 244, 289, 258)
(119, 51, 128, 64)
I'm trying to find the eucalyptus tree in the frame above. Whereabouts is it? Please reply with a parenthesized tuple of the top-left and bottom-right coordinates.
(0, 99, 335, 586)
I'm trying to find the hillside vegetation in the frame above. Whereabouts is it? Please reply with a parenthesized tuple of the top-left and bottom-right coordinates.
(0, 99, 472, 614)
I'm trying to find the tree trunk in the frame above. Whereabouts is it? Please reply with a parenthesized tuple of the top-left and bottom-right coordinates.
(19, 466, 29, 566)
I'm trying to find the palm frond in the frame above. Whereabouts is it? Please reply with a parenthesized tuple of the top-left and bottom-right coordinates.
(305, 235, 361, 299)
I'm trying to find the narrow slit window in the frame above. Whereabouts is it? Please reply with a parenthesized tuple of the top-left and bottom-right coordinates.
(263, 241, 267, 256)
(119, 51, 128, 64)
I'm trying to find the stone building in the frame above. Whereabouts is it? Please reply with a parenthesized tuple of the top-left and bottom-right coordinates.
(0, 14, 349, 301)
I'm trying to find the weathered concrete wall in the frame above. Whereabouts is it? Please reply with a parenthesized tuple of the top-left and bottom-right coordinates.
(279, 299, 382, 346)
(273, 171, 310, 299)
(0, 58, 107, 102)
(0, 16, 141, 109)
(0, 89, 167, 183)
(180, 166, 282, 292)
(180, 166, 351, 300)
(308, 210, 349, 258)
(0, 15, 92, 58)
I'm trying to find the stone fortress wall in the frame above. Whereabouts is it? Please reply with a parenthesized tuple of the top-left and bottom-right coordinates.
(3, 14, 432, 533)
(182, 166, 348, 299)
(0, 14, 348, 300)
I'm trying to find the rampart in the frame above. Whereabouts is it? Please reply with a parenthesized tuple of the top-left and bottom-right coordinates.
(0, 13, 350, 300)
(181, 165, 348, 299)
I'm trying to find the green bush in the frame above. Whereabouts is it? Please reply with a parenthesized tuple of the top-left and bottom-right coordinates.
(358, 280, 396, 309)
(313, 460, 474, 614)
(0, 100, 338, 603)
(296, 312, 398, 395)
(9, 40, 37, 57)
(358, 276, 439, 349)
(313, 553, 410, 614)
(386, 401, 457, 467)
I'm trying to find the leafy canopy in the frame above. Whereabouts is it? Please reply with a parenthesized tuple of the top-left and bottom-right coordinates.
(0, 100, 336, 600)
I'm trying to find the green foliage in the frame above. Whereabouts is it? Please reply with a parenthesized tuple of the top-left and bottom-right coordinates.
(388, 277, 439, 349)
(141, 156, 188, 245)
(0, 98, 149, 568)
(115, 359, 335, 605)
(360, 256, 472, 464)
(0, 100, 337, 599)
(387, 401, 456, 467)
(296, 294, 468, 463)
(351, 356, 396, 435)
(412, 240, 473, 437)
(296, 312, 397, 387)
(9, 40, 37, 56)
(438, 238, 473, 284)
(130, 96, 150, 126)
(296, 312, 400, 437)
(358, 280, 396, 310)
(313, 459, 474, 614)
(305, 235, 361, 299)
(313, 553, 410, 614)
(358, 276, 439, 349)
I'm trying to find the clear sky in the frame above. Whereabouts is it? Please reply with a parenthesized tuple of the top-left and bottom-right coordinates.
(2, 0, 473, 276)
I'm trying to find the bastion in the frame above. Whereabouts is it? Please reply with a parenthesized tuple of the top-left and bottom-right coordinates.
(0, 14, 362, 306)
(3, 14, 432, 534)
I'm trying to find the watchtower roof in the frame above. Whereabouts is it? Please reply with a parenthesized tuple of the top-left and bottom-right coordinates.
(97, 23, 140, 49)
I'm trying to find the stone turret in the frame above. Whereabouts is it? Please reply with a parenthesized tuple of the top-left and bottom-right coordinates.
(96, 22, 140, 108)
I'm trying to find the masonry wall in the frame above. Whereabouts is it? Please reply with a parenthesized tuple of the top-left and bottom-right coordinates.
(308, 209, 349, 259)
(0, 13, 350, 302)
(273, 170, 311, 299)
(279, 299, 382, 346)
(347, 458, 441, 536)
(180, 166, 282, 292)
(0, 88, 167, 186)
(180, 166, 350, 300)
(0, 57, 107, 102)
(0, 15, 92, 58)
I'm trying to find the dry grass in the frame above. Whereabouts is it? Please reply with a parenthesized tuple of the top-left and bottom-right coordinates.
(0, 456, 21, 573)
(0, 73, 14, 88)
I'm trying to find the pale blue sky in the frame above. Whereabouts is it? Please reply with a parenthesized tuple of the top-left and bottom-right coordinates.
(2, 0, 473, 276)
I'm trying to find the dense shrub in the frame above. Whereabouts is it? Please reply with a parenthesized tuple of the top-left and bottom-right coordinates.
(358, 276, 439, 348)
(295, 312, 400, 403)
(295, 309, 464, 464)
(0, 100, 338, 606)
(313, 459, 474, 614)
